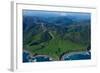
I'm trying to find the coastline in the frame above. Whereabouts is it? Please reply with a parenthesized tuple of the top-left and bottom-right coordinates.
(60, 51, 91, 60)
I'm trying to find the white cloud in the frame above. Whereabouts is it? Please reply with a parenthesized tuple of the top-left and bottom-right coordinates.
(60, 13, 67, 16)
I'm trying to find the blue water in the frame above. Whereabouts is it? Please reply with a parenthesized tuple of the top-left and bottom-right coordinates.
(63, 52, 91, 60)
(23, 51, 91, 62)
(23, 51, 52, 62)
(32, 56, 51, 62)
(23, 51, 31, 62)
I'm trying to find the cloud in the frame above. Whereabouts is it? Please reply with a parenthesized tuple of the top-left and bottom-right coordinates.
(60, 12, 67, 16)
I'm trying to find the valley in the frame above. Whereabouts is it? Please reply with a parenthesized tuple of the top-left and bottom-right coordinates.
(23, 10, 91, 62)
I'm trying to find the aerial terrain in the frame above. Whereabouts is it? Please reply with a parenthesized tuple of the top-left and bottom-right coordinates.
(23, 10, 91, 62)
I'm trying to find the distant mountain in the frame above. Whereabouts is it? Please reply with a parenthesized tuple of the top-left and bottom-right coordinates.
(23, 11, 91, 61)
(23, 11, 91, 47)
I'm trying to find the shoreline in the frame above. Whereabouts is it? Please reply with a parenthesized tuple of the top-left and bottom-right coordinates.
(23, 49, 91, 62)
(23, 50, 53, 62)
(60, 51, 91, 60)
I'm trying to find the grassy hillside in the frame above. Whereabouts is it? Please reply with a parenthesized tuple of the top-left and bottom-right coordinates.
(23, 11, 91, 61)
(23, 30, 88, 60)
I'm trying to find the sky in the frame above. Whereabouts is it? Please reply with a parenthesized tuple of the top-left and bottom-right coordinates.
(23, 9, 91, 20)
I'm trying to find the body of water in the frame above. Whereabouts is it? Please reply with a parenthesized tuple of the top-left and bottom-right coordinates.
(23, 50, 91, 62)
(23, 51, 52, 62)
(61, 51, 91, 60)
(23, 51, 31, 62)
(32, 55, 52, 62)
